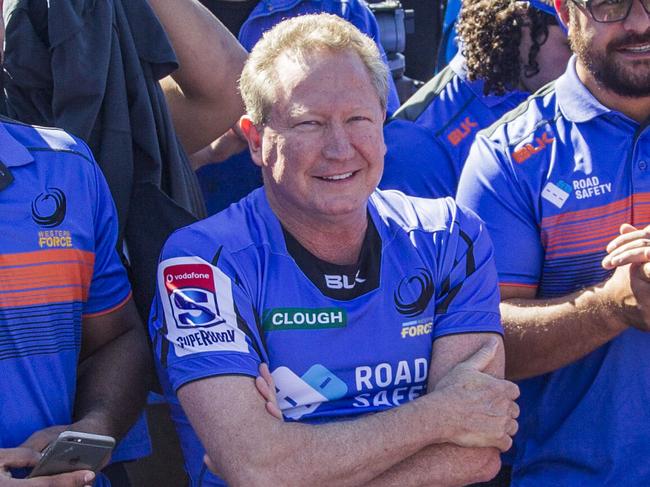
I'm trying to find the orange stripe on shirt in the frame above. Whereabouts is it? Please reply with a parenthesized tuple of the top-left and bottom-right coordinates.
(0, 249, 95, 307)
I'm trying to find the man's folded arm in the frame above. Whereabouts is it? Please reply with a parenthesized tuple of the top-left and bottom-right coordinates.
(364, 333, 511, 487)
(179, 371, 461, 487)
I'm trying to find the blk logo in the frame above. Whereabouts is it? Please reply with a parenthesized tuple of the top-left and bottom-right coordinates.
(447, 117, 479, 146)
(31, 188, 66, 227)
(512, 132, 555, 164)
(324, 271, 366, 290)
(394, 268, 434, 317)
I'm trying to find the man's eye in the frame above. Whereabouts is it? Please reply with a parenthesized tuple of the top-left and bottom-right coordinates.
(348, 116, 371, 123)
(296, 120, 321, 127)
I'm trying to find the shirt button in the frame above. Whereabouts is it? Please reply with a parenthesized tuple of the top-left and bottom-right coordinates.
(640, 160, 648, 171)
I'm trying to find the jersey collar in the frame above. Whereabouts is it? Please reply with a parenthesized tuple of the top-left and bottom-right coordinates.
(556, 56, 611, 123)
(0, 120, 34, 168)
(449, 52, 528, 109)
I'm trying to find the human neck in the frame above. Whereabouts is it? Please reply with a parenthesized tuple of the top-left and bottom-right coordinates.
(577, 61, 650, 124)
(272, 204, 368, 266)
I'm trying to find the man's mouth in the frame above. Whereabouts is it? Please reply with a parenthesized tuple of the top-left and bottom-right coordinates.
(619, 43, 650, 53)
(318, 171, 355, 181)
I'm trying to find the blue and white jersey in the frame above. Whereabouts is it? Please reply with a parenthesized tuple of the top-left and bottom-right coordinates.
(0, 117, 133, 484)
(457, 56, 650, 486)
(150, 188, 502, 486)
(381, 53, 528, 198)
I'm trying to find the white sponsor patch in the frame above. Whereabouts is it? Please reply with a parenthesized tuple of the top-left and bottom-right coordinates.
(542, 181, 571, 208)
(158, 256, 248, 357)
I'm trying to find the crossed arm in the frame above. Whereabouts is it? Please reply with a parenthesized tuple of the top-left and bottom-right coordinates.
(180, 333, 518, 487)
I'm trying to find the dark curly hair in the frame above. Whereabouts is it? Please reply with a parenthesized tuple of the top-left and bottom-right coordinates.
(457, 0, 556, 96)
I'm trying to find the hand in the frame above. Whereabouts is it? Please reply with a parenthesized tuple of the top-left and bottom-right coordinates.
(19, 427, 68, 455)
(0, 448, 94, 487)
(431, 338, 520, 452)
(600, 224, 650, 331)
(254, 363, 283, 420)
(188, 122, 248, 170)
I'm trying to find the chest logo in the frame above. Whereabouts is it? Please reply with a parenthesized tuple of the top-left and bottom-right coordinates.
(572, 176, 612, 200)
(512, 132, 554, 164)
(263, 308, 347, 331)
(447, 116, 479, 147)
(394, 269, 434, 317)
(542, 180, 572, 209)
(324, 271, 366, 290)
(32, 188, 66, 227)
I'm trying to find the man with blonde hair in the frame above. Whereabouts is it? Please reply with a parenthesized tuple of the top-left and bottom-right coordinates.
(150, 14, 520, 486)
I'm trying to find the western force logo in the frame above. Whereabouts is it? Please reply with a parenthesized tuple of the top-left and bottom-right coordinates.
(31, 188, 66, 227)
(394, 268, 434, 317)
(164, 263, 225, 329)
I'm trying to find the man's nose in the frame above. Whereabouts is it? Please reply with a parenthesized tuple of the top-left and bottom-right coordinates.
(322, 122, 355, 160)
(623, 0, 650, 32)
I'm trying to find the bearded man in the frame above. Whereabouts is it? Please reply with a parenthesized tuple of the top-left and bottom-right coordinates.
(457, 0, 650, 484)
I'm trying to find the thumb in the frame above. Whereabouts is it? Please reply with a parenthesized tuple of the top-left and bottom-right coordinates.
(461, 337, 499, 372)
(620, 223, 637, 235)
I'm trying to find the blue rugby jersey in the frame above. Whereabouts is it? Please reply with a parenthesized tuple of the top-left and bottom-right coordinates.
(0, 118, 132, 483)
(150, 188, 502, 486)
(457, 56, 650, 485)
(380, 53, 528, 197)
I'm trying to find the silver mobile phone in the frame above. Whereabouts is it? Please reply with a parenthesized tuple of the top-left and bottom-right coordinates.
(28, 431, 115, 478)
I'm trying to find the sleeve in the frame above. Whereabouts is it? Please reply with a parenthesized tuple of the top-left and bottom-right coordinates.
(430, 202, 502, 339)
(456, 133, 543, 287)
(149, 239, 263, 393)
(380, 119, 459, 197)
(83, 156, 132, 317)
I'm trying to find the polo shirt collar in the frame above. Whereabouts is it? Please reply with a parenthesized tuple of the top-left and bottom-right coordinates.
(556, 55, 611, 123)
(449, 52, 528, 108)
(0, 120, 34, 167)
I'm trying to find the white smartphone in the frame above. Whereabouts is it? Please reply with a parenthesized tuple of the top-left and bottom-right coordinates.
(28, 431, 115, 478)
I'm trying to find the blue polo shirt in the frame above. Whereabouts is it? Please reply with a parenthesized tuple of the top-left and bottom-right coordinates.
(0, 118, 139, 483)
(380, 53, 528, 197)
(457, 56, 650, 485)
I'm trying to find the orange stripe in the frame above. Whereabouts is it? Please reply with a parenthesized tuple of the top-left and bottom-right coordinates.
(0, 249, 95, 307)
(0, 249, 94, 268)
(542, 196, 633, 227)
(83, 291, 132, 318)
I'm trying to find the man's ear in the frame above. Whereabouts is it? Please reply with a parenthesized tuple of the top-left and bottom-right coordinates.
(239, 116, 264, 168)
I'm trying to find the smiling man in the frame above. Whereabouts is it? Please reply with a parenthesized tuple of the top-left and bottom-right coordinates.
(457, 0, 650, 484)
(149, 13, 520, 487)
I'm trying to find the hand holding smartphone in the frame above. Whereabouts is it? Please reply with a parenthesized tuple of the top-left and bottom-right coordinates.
(28, 431, 115, 478)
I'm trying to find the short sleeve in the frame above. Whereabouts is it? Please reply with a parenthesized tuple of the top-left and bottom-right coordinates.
(456, 133, 543, 287)
(149, 241, 262, 393)
(83, 157, 131, 316)
(431, 203, 502, 339)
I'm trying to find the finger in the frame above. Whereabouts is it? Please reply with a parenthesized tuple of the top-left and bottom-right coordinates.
(27, 470, 94, 487)
(603, 238, 650, 267)
(461, 337, 499, 372)
(510, 401, 520, 419)
(203, 454, 220, 476)
(642, 262, 650, 281)
(603, 247, 650, 269)
(255, 376, 272, 402)
(0, 448, 41, 469)
(507, 419, 519, 437)
(259, 363, 275, 389)
(265, 401, 283, 420)
(506, 381, 520, 400)
(606, 225, 644, 253)
(496, 434, 513, 453)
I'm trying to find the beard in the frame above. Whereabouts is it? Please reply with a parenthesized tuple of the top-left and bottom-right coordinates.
(570, 19, 650, 97)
